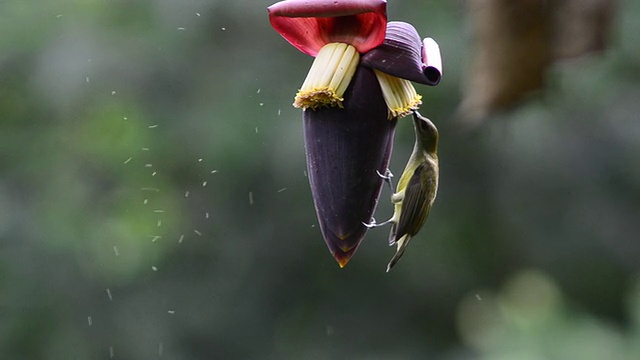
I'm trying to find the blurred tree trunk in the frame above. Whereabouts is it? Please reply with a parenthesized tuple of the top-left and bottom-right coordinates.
(458, 0, 616, 127)
(553, 0, 616, 59)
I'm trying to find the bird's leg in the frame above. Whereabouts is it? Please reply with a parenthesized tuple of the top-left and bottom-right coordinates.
(376, 169, 394, 192)
(365, 170, 395, 228)
(390, 190, 405, 204)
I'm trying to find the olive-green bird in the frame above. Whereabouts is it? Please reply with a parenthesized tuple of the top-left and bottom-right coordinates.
(366, 111, 439, 272)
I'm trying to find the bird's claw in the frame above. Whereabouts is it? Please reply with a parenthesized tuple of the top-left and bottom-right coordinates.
(376, 169, 394, 181)
(377, 169, 395, 192)
(362, 218, 378, 228)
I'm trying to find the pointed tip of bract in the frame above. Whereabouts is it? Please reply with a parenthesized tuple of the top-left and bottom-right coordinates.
(335, 254, 352, 268)
(324, 230, 361, 268)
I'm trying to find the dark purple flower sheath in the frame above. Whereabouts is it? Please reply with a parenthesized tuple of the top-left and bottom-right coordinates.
(268, 0, 442, 267)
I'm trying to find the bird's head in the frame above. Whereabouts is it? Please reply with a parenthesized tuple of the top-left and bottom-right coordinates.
(412, 111, 438, 153)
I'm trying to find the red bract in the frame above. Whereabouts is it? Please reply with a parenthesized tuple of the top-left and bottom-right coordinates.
(268, 0, 387, 56)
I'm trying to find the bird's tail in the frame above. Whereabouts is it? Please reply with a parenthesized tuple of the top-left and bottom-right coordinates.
(387, 222, 398, 246)
(386, 234, 412, 272)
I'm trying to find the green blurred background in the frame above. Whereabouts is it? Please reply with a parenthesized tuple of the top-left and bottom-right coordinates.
(2, 0, 640, 359)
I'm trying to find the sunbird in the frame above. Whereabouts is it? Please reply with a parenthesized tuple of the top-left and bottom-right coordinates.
(366, 111, 439, 272)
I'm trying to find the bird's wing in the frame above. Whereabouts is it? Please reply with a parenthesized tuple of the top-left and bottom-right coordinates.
(394, 161, 437, 242)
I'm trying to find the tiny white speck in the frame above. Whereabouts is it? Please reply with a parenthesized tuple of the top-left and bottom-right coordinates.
(211, 170, 218, 174)
(202, 181, 208, 187)
(124, 157, 133, 164)
(221, 27, 226, 31)
(475, 294, 482, 301)
(153, 209, 164, 213)
(177, 27, 185, 30)
(143, 199, 149, 205)
(259, 102, 264, 106)
(278, 109, 281, 115)
(194, 230, 202, 236)
(196, 12, 201, 16)
(141, 147, 150, 151)
(151, 235, 161, 242)
(249, 191, 254, 205)
(106, 288, 113, 301)
(178, 234, 185, 243)
(151, 171, 157, 176)
(255, 127, 259, 133)
(157, 219, 162, 227)
(109, 346, 114, 358)
(257, 88, 261, 94)
(152, 266, 158, 271)
(198, 158, 203, 162)
(88, 316, 92, 326)
(184, 190, 190, 198)
(123, 116, 128, 120)
(277, 188, 287, 193)
(145, 163, 153, 168)
(85, 76, 90, 82)
(326, 325, 334, 336)
(311, 224, 316, 228)
(205, 212, 210, 219)
(111, 91, 116, 95)
(113, 246, 120, 256)
(56, 14, 63, 18)
(148, 124, 158, 128)
(168, 310, 175, 314)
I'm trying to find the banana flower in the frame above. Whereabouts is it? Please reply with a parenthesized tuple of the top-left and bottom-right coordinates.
(268, 0, 442, 267)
